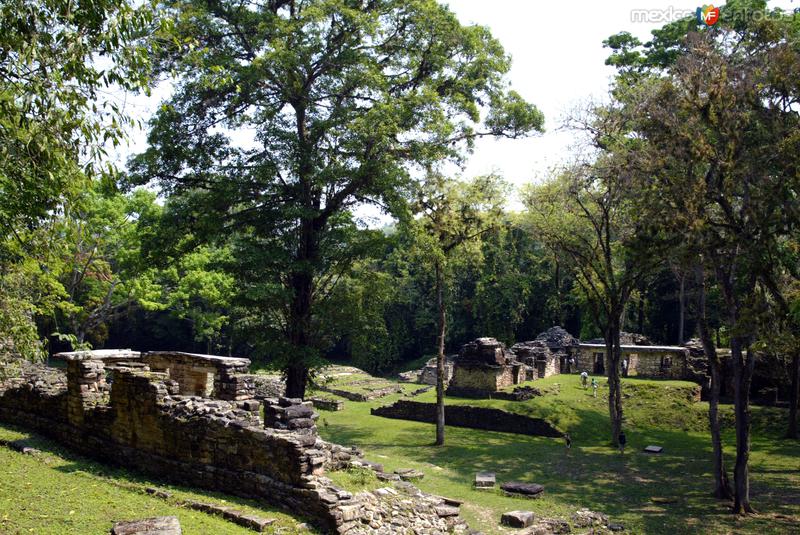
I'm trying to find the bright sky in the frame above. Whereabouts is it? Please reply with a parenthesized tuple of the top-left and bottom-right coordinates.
(110, 0, 798, 205)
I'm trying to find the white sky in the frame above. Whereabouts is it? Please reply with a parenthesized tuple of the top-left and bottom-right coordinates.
(109, 0, 798, 213)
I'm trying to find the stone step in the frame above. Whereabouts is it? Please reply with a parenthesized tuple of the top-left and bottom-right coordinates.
(182, 500, 276, 532)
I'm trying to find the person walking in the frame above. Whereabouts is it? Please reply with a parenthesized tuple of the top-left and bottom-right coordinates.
(580, 371, 588, 389)
(591, 377, 598, 397)
(622, 358, 629, 377)
(564, 432, 572, 452)
(618, 431, 627, 454)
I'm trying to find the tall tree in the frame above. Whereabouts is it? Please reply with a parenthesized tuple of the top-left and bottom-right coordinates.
(406, 173, 506, 445)
(609, 18, 800, 512)
(524, 155, 658, 447)
(0, 0, 156, 367)
(131, 0, 543, 397)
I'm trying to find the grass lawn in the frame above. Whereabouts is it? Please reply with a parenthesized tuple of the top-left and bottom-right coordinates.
(0, 425, 315, 535)
(318, 373, 800, 535)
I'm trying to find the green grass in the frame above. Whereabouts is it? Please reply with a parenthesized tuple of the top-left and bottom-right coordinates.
(0, 425, 315, 535)
(310, 367, 419, 397)
(317, 374, 800, 535)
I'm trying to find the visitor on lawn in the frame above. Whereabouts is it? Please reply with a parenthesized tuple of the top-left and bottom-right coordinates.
(591, 377, 598, 397)
(564, 432, 572, 451)
(580, 371, 589, 388)
(618, 431, 627, 454)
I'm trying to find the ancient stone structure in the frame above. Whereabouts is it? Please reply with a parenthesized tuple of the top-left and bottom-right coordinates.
(575, 342, 688, 379)
(446, 337, 527, 397)
(0, 352, 470, 534)
(511, 326, 581, 379)
(371, 400, 561, 437)
(141, 351, 254, 400)
(418, 355, 456, 386)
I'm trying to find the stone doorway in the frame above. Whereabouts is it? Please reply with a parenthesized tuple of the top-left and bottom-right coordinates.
(593, 352, 605, 375)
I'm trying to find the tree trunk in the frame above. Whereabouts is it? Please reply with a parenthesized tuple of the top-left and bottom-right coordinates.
(435, 261, 446, 446)
(285, 218, 318, 400)
(678, 273, 686, 345)
(788, 352, 799, 439)
(637, 294, 645, 335)
(695, 264, 733, 499)
(606, 315, 623, 447)
(731, 337, 756, 514)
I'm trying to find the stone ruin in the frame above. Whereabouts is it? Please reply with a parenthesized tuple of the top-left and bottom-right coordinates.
(445, 337, 531, 397)
(442, 328, 581, 397)
(0, 350, 470, 534)
(512, 326, 581, 378)
(418, 355, 456, 386)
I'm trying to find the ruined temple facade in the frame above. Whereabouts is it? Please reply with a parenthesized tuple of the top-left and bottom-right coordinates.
(1, 350, 469, 534)
(446, 338, 530, 397)
(511, 327, 581, 378)
(575, 332, 689, 379)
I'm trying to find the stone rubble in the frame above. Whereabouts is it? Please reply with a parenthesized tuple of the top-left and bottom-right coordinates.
(0, 352, 475, 534)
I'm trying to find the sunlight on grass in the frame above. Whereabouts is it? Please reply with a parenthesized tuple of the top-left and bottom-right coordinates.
(320, 373, 800, 535)
(0, 425, 315, 535)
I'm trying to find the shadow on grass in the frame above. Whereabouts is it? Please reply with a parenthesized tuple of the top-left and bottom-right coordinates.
(322, 398, 800, 535)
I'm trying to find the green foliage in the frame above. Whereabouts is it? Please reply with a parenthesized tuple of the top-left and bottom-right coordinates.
(0, 0, 158, 360)
(151, 245, 236, 352)
(130, 0, 542, 385)
(0, 0, 156, 243)
(44, 185, 162, 347)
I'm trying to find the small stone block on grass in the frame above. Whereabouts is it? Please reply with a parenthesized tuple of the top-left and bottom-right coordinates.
(643, 445, 664, 454)
(110, 516, 181, 535)
(351, 459, 384, 472)
(500, 482, 545, 498)
(145, 487, 172, 500)
(474, 471, 496, 488)
(500, 510, 535, 528)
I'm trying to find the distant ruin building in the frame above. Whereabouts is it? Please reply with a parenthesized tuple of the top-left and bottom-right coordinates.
(432, 327, 693, 397)
(512, 326, 581, 378)
(575, 333, 688, 378)
(418, 355, 456, 386)
(446, 338, 529, 397)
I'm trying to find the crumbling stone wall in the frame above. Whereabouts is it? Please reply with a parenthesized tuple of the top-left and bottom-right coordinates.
(371, 400, 561, 437)
(447, 338, 524, 397)
(0, 355, 470, 534)
(142, 352, 253, 400)
(419, 355, 456, 386)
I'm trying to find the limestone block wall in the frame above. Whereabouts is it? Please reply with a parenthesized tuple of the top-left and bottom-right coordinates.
(447, 364, 512, 394)
(625, 351, 687, 379)
(66, 358, 109, 426)
(575, 346, 688, 379)
(541, 355, 560, 378)
(142, 352, 253, 401)
(371, 400, 562, 437)
(0, 359, 471, 534)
